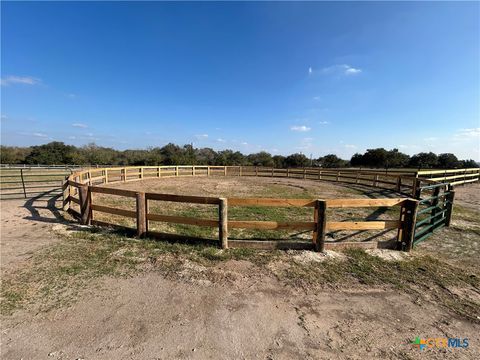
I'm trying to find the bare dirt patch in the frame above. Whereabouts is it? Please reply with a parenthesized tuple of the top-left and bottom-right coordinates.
(2, 259, 480, 360)
(0, 197, 64, 271)
(453, 183, 480, 211)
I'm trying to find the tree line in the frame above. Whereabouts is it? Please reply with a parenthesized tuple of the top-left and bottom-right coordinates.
(0, 142, 478, 169)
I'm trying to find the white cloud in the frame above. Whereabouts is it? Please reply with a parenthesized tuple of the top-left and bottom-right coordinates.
(72, 123, 88, 128)
(344, 144, 357, 149)
(318, 121, 329, 125)
(216, 138, 226, 143)
(241, 142, 248, 145)
(344, 66, 362, 75)
(319, 64, 362, 76)
(67, 93, 76, 99)
(33, 132, 48, 138)
(1, 75, 41, 86)
(423, 137, 438, 142)
(454, 128, 480, 140)
(68, 136, 76, 140)
(313, 96, 321, 101)
(195, 134, 208, 139)
(1, 114, 7, 120)
(290, 125, 311, 132)
(308, 67, 313, 75)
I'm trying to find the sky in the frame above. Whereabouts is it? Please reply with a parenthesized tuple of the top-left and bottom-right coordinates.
(1, 1, 479, 161)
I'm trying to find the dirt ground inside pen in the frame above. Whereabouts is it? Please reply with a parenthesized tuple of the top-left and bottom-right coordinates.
(1, 179, 479, 359)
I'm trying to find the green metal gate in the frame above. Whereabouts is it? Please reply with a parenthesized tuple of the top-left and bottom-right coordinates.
(413, 182, 454, 246)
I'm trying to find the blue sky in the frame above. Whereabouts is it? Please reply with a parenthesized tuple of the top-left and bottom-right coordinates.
(1, 1, 479, 160)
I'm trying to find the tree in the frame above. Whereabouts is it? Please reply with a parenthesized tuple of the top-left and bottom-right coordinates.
(437, 153, 460, 169)
(284, 153, 310, 167)
(361, 148, 389, 168)
(0, 146, 31, 164)
(195, 147, 216, 165)
(159, 143, 184, 165)
(319, 154, 348, 168)
(272, 155, 286, 168)
(81, 143, 118, 165)
(461, 159, 479, 168)
(386, 149, 410, 168)
(247, 151, 274, 167)
(350, 153, 364, 167)
(409, 152, 439, 169)
(25, 142, 76, 165)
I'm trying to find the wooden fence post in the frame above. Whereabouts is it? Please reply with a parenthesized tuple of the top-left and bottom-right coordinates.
(445, 187, 455, 227)
(412, 176, 419, 198)
(303, 168, 306, 179)
(122, 167, 126, 182)
(313, 200, 327, 252)
(20, 169, 27, 198)
(79, 185, 91, 225)
(396, 177, 401, 192)
(219, 198, 228, 249)
(399, 199, 419, 252)
(136, 192, 147, 237)
(62, 177, 70, 211)
(224, 166, 227, 176)
(336, 171, 340, 182)
(207, 166, 210, 176)
(175, 166, 179, 176)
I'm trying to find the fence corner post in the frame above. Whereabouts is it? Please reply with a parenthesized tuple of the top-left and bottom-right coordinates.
(400, 199, 419, 252)
(79, 184, 91, 225)
(313, 200, 327, 252)
(219, 198, 228, 249)
(136, 192, 147, 238)
(445, 187, 455, 227)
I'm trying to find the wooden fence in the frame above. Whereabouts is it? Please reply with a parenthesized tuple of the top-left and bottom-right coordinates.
(62, 165, 460, 252)
(417, 168, 480, 186)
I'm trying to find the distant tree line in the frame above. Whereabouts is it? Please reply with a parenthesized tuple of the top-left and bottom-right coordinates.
(0, 142, 478, 169)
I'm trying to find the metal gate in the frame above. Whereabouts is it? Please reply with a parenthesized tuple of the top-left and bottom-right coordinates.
(413, 181, 454, 246)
